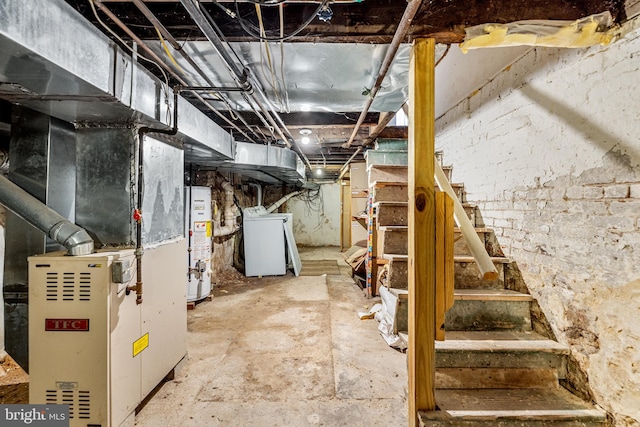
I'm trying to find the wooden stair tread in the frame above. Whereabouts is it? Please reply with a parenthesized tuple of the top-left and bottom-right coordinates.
(381, 254, 510, 263)
(436, 331, 569, 354)
(454, 289, 534, 302)
(423, 388, 606, 421)
(377, 225, 408, 231)
(455, 256, 511, 264)
(367, 164, 408, 171)
(389, 289, 532, 302)
(382, 253, 408, 261)
(372, 201, 408, 207)
(371, 180, 408, 187)
(454, 227, 493, 233)
(376, 225, 489, 232)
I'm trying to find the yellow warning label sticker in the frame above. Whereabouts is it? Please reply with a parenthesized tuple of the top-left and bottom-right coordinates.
(133, 333, 149, 357)
(206, 221, 212, 238)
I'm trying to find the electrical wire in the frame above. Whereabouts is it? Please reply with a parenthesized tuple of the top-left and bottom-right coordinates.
(88, 0, 170, 97)
(296, 187, 325, 230)
(435, 44, 452, 68)
(243, 0, 287, 5)
(234, 0, 329, 42)
(155, 23, 244, 123)
(156, 27, 187, 75)
(255, 4, 288, 112)
(279, 4, 291, 113)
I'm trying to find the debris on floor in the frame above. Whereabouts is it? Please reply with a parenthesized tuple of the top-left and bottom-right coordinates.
(376, 285, 407, 351)
(343, 246, 367, 276)
(358, 302, 382, 320)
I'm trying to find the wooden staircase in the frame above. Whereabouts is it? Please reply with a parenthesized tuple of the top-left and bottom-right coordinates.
(365, 148, 606, 426)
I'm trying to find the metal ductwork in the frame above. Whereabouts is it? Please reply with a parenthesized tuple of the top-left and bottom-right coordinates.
(209, 142, 306, 185)
(0, 175, 93, 256)
(0, 0, 233, 162)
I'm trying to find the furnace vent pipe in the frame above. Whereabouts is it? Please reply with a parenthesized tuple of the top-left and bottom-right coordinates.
(0, 175, 94, 256)
(247, 183, 263, 207)
(213, 180, 239, 237)
(266, 191, 302, 214)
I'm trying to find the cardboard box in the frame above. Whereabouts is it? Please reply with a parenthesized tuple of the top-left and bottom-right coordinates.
(350, 162, 368, 190)
(351, 221, 368, 246)
(351, 197, 368, 218)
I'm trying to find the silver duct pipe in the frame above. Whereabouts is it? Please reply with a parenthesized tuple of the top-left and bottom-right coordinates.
(0, 175, 93, 256)
(266, 191, 302, 214)
(247, 182, 263, 207)
(179, 0, 251, 91)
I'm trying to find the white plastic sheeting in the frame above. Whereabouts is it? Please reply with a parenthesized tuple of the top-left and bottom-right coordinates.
(375, 285, 407, 350)
(147, 41, 414, 113)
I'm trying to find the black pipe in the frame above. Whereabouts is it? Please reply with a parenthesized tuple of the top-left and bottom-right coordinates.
(179, 0, 252, 92)
(177, 86, 246, 92)
(129, 88, 180, 304)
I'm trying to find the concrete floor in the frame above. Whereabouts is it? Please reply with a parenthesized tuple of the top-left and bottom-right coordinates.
(134, 247, 408, 426)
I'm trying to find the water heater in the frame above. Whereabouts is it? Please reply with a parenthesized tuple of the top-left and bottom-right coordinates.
(184, 186, 212, 302)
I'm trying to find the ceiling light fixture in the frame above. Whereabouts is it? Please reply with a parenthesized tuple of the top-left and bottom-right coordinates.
(299, 128, 312, 145)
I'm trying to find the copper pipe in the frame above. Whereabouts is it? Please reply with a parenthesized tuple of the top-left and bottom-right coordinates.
(93, 0, 258, 143)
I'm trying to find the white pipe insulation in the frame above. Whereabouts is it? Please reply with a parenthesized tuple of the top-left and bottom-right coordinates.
(213, 180, 239, 237)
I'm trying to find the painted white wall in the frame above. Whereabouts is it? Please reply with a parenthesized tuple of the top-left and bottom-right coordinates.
(286, 183, 340, 246)
(436, 18, 640, 425)
(435, 44, 531, 118)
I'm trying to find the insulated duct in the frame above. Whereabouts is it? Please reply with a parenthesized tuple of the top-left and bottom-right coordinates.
(0, 175, 93, 256)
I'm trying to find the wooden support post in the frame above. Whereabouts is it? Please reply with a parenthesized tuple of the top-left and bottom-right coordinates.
(444, 194, 455, 312)
(340, 182, 352, 251)
(435, 191, 446, 341)
(408, 37, 437, 426)
(436, 191, 456, 341)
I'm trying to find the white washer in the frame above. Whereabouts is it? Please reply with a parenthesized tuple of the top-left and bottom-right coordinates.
(243, 207, 292, 277)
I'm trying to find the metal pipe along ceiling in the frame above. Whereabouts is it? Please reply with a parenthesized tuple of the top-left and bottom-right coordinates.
(130, 0, 263, 141)
(92, 0, 258, 143)
(343, 0, 423, 149)
(178, 0, 313, 171)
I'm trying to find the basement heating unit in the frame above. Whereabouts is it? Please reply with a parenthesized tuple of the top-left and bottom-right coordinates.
(28, 245, 186, 427)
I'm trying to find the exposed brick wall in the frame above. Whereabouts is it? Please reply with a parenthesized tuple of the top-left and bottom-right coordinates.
(436, 19, 640, 426)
